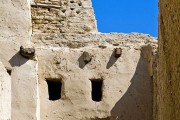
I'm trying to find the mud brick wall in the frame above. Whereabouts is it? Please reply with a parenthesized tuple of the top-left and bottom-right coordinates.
(155, 0, 180, 120)
(31, 0, 97, 34)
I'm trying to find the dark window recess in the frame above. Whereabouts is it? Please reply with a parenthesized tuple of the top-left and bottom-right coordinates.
(46, 80, 62, 101)
(91, 79, 103, 102)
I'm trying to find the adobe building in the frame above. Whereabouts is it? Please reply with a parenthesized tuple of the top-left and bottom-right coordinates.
(0, 0, 179, 120)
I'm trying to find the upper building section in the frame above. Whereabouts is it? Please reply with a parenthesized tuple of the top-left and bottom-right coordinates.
(31, 0, 98, 34)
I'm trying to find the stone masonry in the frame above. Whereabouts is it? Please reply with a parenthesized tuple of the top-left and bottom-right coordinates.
(0, 0, 158, 120)
(31, 0, 97, 34)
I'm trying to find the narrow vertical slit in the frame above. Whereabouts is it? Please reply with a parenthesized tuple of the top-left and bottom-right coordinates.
(90, 79, 103, 102)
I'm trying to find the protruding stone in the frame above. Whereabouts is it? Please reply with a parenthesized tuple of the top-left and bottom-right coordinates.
(20, 46, 35, 58)
(82, 51, 92, 64)
(114, 48, 122, 58)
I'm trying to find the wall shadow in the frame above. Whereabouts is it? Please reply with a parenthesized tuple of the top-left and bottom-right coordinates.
(110, 47, 153, 120)
(78, 54, 87, 69)
(9, 52, 28, 67)
(106, 50, 118, 69)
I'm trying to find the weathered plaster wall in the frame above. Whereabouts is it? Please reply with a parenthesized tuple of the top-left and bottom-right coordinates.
(0, 61, 11, 120)
(0, 0, 31, 43)
(155, 0, 180, 120)
(0, 0, 32, 69)
(0, 0, 158, 120)
(11, 60, 39, 120)
(36, 34, 157, 120)
(0, 0, 39, 120)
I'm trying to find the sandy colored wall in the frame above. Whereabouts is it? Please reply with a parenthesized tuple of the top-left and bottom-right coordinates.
(31, 0, 97, 34)
(0, 0, 31, 43)
(155, 0, 180, 120)
(36, 33, 157, 120)
(0, 0, 39, 120)
(0, 0, 158, 120)
(0, 61, 11, 120)
(0, 0, 32, 69)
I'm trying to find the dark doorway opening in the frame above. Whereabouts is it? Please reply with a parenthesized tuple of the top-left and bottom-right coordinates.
(46, 79, 62, 101)
(90, 79, 103, 102)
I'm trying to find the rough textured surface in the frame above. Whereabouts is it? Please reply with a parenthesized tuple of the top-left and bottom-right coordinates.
(0, 0, 38, 120)
(0, 0, 31, 43)
(0, 60, 11, 120)
(0, 0, 32, 69)
(36, 35, 157, 120)
(31, 0, 97, 34)
(38, 47, 153, 120)
(155, 0, 180, 120)
(20, 46, 36, 58)
(0, 0, 159, 120)
(32, 33, 158, 49)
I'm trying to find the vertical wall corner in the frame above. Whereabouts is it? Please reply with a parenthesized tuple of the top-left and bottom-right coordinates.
(0, 61, 11, 120)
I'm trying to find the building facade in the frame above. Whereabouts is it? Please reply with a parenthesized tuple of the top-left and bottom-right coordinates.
(0, 0, 160, 120)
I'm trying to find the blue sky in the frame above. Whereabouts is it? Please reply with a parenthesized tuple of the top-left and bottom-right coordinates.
(91, 0, 158, 37)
